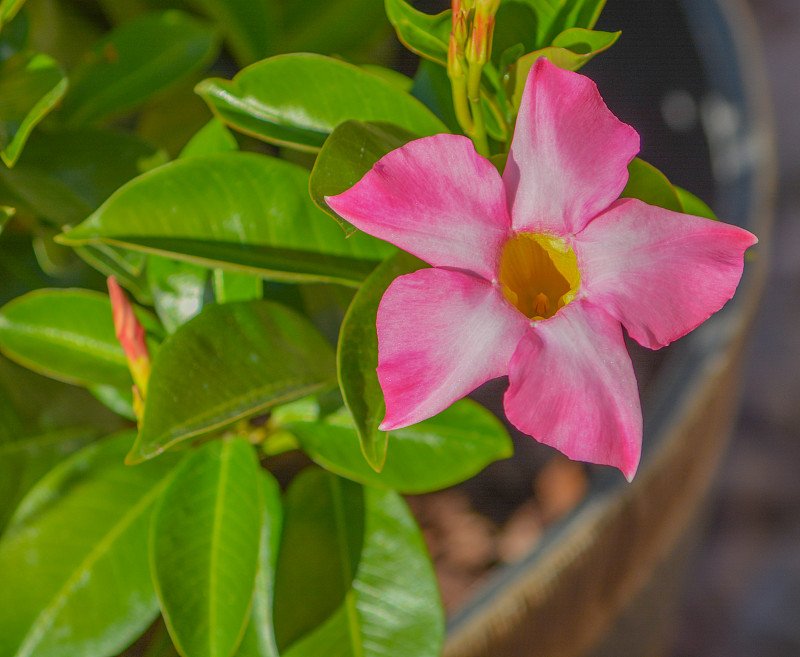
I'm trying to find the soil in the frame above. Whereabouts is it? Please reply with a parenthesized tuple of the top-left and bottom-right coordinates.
(406, 454, 589, 612)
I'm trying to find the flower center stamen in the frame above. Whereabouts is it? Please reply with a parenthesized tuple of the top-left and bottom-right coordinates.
(499, 233, 581, 320)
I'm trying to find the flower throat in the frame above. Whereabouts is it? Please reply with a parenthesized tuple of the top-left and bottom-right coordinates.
(499, 233, 581, 320)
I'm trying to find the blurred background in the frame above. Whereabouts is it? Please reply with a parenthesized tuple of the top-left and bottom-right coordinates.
(672, 0, 800, 655)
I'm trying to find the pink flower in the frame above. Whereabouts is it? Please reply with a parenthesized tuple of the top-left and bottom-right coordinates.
(327, 58, 756, 481)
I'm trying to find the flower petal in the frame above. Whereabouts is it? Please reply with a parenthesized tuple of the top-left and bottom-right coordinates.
(377, 268, 528, 430)
(575, 198, 758, 350)
(503, 300, 641, 480)
(326, 134, 511, 280)
(503, 58, 639, 236)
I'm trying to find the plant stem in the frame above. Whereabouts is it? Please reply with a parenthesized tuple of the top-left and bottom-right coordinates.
(467, 61, 490, 157)
(450, 71, 474, 135)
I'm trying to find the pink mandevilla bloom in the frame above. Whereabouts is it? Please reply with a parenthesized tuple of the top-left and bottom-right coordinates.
(327, 58, 756, 481)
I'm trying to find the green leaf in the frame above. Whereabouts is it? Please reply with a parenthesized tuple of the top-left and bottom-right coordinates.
(0, 368, 24, 443)
(0, 425, 99, 535)
(0, 50, 67, 167)
(359, 64, 413, 92)
(0, 0, 27, 30)
(622, 160, 717, 219)
(129, 300, 336, 462)
(384, 0, 450, 65)
(231, 472, 283, 657)
(0, 8, 28, 61)
(0, 205, 13, 234)
(510, 28, 620, 109)
(75, 243, 155, 306)
(0, 127, 163, 226)
(213, 269, 263, 303)
(152, 438, 263, 657)
(505, 0, 607, 47)
(137, 78, 217, 159)
(291, 399, 513, 493)
(274, 468, 444, 657)
(0, 288, 161, 389)
(621, 157, 683, 213)
(57, 152, 391, 286)
(336, 251, 424, 471)
(195, 53, 447, 152)
(310, 120, 416, 237)
(0, 353, 125, 436)
(179, 117, 238, 159)
(147, 255, 208, 333)
(59, 10, 219, 126)
(184, 0, 277, 66)
(0, 431, 180, 657)
(410, 59, 461, 134)
(273, 468, 364, 652)
(273, 0, 387, 61)
(492, 2, 539, 67)
(90, 383, 136, 419)
(675, 185, 717, 220)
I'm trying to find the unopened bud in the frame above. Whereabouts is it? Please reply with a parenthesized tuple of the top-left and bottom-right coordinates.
(474, 0, 500, 16)
(107, 276, 151, 404)
(452, 0, 469, 51)
(466, 11, 494, 67)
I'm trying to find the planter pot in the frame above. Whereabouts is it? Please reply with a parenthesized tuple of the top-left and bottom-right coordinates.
(442, 0, 775, 655)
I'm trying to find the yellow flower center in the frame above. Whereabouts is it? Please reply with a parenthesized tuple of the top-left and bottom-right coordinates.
(499, 233, 581, 320)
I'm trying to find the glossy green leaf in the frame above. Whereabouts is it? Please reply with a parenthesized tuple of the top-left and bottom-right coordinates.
(196, 54, 447, 152)
(147, 256, 208, 333)
(506, 0, 606, 47)
(129, 300, 336, 462)
(152, 438, 263, 657)
(0, 0, 26, 32)
(274, 468, 444, 657)
(384, 0, 450, 65)
(184, 0, 277, 65)
(359, 65, 413, 92)
(336, 251, 424, 471)
(0, 431, 180, 657)
(290, 399, 513, 493)
(59, 11, 219, 126)
(57, 152, 390, 286)
(310, 120, 416, 237)
(510, 29, 620, 109)
(621, 157, 683, 213)
(0, 127, 163, 226)
(272, 468, 364, 651)
(0, 50, 67, 167)
(213, 269, 263, 303)
(179, 117, 238, 158)
(675, 185, 717, 220)
(0, 425, 98, 535)
(492, 2, 539, 67)
(231, 472, 283, 657)
(0, 288, 160, 389)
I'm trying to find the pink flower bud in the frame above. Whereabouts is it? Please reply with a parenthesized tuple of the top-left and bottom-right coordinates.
(107, 276, 151, 400)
